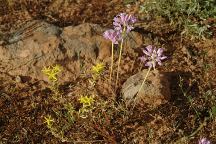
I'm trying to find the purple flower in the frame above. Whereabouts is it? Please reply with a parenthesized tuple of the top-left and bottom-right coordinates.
(113, 13, 137, 33)
(103, 29, 120, 44)
(139, 45, 167, 69)
(199, 138, 211, 144)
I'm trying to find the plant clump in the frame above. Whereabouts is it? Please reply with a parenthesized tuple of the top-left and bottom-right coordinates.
(140, 0, 216, 39)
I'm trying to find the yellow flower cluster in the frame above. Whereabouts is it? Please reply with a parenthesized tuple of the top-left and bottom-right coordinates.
(78, 95, 95, 118)
(78, 95, 94, 107)
(91, 63, 105, 81)
(42, 65, 62, 82)
(91, 63, 105, 75)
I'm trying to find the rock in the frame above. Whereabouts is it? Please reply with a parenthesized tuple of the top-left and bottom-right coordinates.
(124, 31, 143, 52)
(61, 23, 143, 59)
(0, 22, 143, 82)
(0, 20, 63, 81)
(60, 23, 111, 60)
(121, 69, 170, 108)
(15, 75, 22, 83)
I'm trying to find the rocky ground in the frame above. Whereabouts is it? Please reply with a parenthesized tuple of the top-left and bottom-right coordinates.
(0, 0, 216, 143)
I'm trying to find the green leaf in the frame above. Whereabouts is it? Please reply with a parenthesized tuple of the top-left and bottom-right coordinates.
(211, 106, 216, 117)
(124, 0, 135, 4)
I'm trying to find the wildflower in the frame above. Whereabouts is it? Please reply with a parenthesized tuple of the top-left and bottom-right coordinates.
(103, 29, 117, 82)
(44, 115, 54, 128)
(113, 13, 137, 33)
(91, 63, 105, 75)
(113, 13, 136, 87)
(140, 45, 167, 69)
(52, 65, 61, 74)
(103, 29, 120, 44)
(199, 138, 211, 144)
(79, 95, 94, 107)
(138, 45, 167, 93)
(42, 65, 62, 82)
(78, 95, 95, 118)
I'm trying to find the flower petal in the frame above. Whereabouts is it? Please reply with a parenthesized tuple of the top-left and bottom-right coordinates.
(160, 56, 167, 60)
(143, 50, 151, 56)
(146, 45, 153, 53)
(157, 60, 162, 65)
(126, 26, 134, 33)
(145, 61, 152, 67)
(152, 48, 157, 55)
(130, 15, 137, 23)
(139, 56, 147, 62)
(157, 48, 164, 56)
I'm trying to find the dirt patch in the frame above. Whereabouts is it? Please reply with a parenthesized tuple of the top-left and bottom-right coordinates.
(0, 0, 216, 143)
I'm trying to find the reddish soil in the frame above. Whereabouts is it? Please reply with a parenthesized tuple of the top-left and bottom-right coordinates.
(0, 0, 216, 143)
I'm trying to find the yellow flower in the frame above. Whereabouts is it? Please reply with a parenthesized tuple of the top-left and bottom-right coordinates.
(42, 65, 62, 82)
(78, 95, 94, 107)
(44, 115, 54, 128)
(52, 65, 61, 74)
(91, 63, 105, 75)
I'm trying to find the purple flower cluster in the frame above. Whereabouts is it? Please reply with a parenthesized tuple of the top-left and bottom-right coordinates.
(103, 29, 120, 44)
(199, 138, 211, 144)
(103, 13, 137, 44)
(113, 13, 137, 33)
(140, 45, 167, 69)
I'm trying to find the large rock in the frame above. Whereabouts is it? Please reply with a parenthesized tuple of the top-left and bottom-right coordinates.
(0, 21, 143, 82)
(0, 21, 62, 80)
(0, 21, 64, 81)
(60, 23, 111, 60)
(60, 23, 143, 60)
(121, 69, 170, 108)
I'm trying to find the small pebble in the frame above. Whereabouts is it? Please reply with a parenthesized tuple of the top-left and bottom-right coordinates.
(15, 76, 22, 83)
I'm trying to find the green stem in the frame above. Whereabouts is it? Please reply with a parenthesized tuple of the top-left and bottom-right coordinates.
(115, 26, 126, 88)
(109, 42, 114, 83)
(138, 67, 151, 94)
(115, 38, 124, 88)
